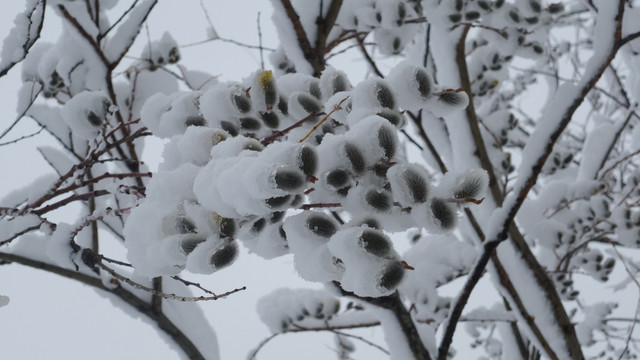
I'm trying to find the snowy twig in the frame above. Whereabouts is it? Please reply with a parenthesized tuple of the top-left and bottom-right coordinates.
(0, 251, 207, 359)
(334, 285, 432, 360)
(33, 190, 111, 216)
(356, 34, 384, 78)
(0, 126, 44, 146)
(406, 111, 447, 172)
(262, 111, 325, 145)
(248, 321, 385, 359)
(57, 4, 110, 68)
(170, 275, 219, 297)
(96, 261, 246, 301)
(98, 0, 140, 41)
(299, 96, 349, 143)
(0, 85, 42, 141)
(0, 0, 46, 78)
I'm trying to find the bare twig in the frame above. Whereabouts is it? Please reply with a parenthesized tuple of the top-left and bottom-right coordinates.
(96, 261, 246, 301)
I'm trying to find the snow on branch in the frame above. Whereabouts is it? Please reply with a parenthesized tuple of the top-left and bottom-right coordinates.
(0, 0, 46, 78)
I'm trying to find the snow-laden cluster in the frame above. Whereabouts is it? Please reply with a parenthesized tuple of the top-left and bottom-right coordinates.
(125, 63, 486, 297)
(257, 288, 340, 333)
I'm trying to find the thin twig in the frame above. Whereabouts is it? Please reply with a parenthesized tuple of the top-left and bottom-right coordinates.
(97, 262, 246, 301)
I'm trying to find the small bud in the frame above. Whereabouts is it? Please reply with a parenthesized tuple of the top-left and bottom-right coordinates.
(297, 144, 318, 177)
(365, 188, 393, 212)
(241, 139, 263, 152)
(180, 234, 206, 254)
(529, 0, 542, 13)
(211, 131, 227, 146)
(358, 217, 381, 229)
(378, 260, 405, 291)
(547, 3, 564, 14)
(306, 213, 339, 238)
(531, 42, 544, 54)
(478, 1, 490, 10)
(260, 111, 280, 128)
(87, 111, 103, 126)
(251, 218, 266, 234)
(377, 124, 397, 160)
(465, 11, 481, 20)
(274, 167, 306, 191)
(326, 168, 351, 189)
(265, 195, 292, 209)
(210, 241, 238, 268)
(438, 90, 468, 107)
(309, 80, 322, 99)
(168, 47, 180, 63)
(452, 169, 489, 200)
(217, 217, 236, 238)
(185, 115, 206, 127)
(509, 9, 520, 23)
(430, 198, 457, 230)
(259, 70, 278, 110)
(377, 108, 405, 128)
(239, 116, 262, 131)
(270, 211, 286, 223)
(359, 229, 391, 257)
(331, 73, 350, 94)
(232, 93, 252, 113)
(278, 96, 289, 115)
(375, 80, 395, 109)
(400, 165, 430, 203)
(220, 121, 239, 137)
(449, 13, 462, 23)
(297, 93, 323, 114)
(344, 142, 366, 174)
(176, 215, 197, 234)
(414, 68, 433, 99)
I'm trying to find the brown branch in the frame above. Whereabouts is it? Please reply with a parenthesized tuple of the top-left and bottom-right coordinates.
(299, 96, 349, 142)
(0, 251, 206, 360)
(359, 291, 432, 360)
(447, 3, 629, 360)
(356, 35, 384, 78)
(33, 190, 111, 216)
(57, 4, 110, 67)
(261, 111, 325, 145)
(300, 202, 341, 210)
(406, 111, 447, 172)
(0, 224, 43, 247)
(98, 0, 139, 40)
(279, 0, 318, 74)
(313, 0, 343, 75)
(439, 19, 595, 360)
(95, 261, 246, 301)
(0, 0, 46, 78)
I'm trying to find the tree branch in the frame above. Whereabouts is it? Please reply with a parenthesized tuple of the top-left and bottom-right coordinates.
(0, 251, 207, 359)
(0, 0, 46, 78)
